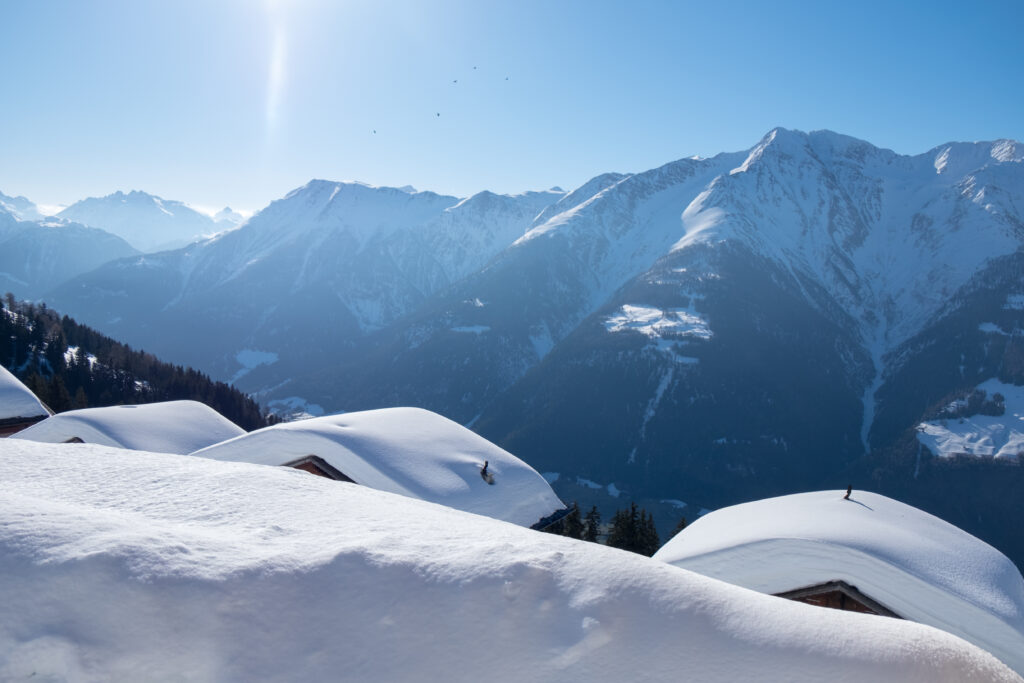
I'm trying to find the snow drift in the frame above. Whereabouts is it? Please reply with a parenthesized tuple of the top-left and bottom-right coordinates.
(653, 490, 1024, 676)
(0, 442, 1018, 682)
(190, 407, 564, 528)
(11, 400, 244, 454)
(0, 364, 50, 422)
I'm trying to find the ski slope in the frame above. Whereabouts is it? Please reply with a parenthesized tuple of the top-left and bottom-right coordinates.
(0, 442, 1018, 682)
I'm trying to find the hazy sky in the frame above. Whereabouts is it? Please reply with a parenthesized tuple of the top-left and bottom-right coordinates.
(2, 0, 1022, 214)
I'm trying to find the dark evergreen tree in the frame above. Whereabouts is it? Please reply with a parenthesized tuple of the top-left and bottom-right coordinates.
(639, 510, 661, 556)
(73, 385, 88, 410)
(562, 501, 584, 539)
(0, 294, 270, 430)
(583, 505, 601, 542)
(606, 503, 640, 553)
(607, 502, 660, 556)
(47, 375, 72, 413)
(671, 516, 688, 538)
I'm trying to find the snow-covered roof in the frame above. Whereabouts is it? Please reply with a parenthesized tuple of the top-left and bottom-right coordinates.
(653, 490, 1024, 676)
(10, 400, 245, 454)
(0, 441, 1018, 682)
(0, 364, 50, 422)
(191, 407, 564, 528)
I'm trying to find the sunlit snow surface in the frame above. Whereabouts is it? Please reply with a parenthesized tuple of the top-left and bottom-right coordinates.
(0, 442, 1018, 682)
(654, 490, 1024, 676)
(917, 379, 1024, 458)
(11, 400, 244, 454)
(604, 304, 712, 340)
(0, 364, 49, 420)
(191, 407, 564, 527)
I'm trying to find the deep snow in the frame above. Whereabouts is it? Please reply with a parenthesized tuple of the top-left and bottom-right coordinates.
(0, 442, 1018, 682)
(191, 407, 564, 528)
(0, 364, 50, 421)
(11, 400, 245, 454)
(654, 490, 1024, 676)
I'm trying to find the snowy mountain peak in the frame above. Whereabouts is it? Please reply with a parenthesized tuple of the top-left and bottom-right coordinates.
(933, 139, 1023, 175)
(57, 189, 219, 252)
(0, 190, 45, 222)
(286, 179, 450, 204)
(259, 179, 459, 245)
(213, 206, 246, 226)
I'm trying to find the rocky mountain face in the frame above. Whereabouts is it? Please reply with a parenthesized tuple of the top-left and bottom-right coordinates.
(0, 206, 138, 300)
(41, 129, 1024, 565)
(46, 181, 566, 380)
(57, 190, 223, 252)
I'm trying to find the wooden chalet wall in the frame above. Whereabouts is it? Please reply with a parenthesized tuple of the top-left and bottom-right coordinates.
(775, 580, 900, 618)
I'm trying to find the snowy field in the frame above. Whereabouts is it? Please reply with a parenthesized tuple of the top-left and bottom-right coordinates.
(917, 379, 1024, 458)
(0, 442, 1019, 682)
(604, 304, 712, 340)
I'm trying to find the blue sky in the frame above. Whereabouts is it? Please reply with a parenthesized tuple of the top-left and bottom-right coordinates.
(2, 0, 1021, 214)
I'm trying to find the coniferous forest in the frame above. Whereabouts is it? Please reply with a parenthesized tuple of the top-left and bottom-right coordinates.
(1, 294, 269, 430)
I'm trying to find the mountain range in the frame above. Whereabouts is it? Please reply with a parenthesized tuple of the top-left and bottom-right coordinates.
(10, 127, 1024, 565)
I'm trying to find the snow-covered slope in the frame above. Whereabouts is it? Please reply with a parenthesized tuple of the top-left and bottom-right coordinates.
(0, 441, 1017, 682)
(11, 400, 244, 454)
(0, 217, 138, 299)
(0, 364, 49, 422)
(58, 190, 221, 252)
(917, 379, 1024, 458)
(654, 490, 1024, 676)
(191, 407, 564, 527)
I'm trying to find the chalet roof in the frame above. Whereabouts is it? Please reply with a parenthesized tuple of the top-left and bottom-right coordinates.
(653, 490, 1024, 676)
(190, 407, 565, 528)
(0, 364, 50, 422)
(10, 400, 245, 454)
(2, 440, 1018, 682)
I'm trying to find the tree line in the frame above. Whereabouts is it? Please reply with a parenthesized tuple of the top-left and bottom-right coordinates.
(2, 294, 271, 430)
(544, 500, 687, 557)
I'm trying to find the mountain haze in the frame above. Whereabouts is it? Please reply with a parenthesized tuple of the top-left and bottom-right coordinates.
(0, 205, 138, 300)
(58, 190, 224, 252)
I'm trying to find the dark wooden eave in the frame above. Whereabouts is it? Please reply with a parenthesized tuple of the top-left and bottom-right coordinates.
(774, 580, 901, 618)
(0, 414, 48, 438)
(531, 506, 573, 531)
(282, 455, 355, 483)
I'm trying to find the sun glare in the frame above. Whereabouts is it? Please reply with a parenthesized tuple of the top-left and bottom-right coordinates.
(265, 0, 288, 135)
